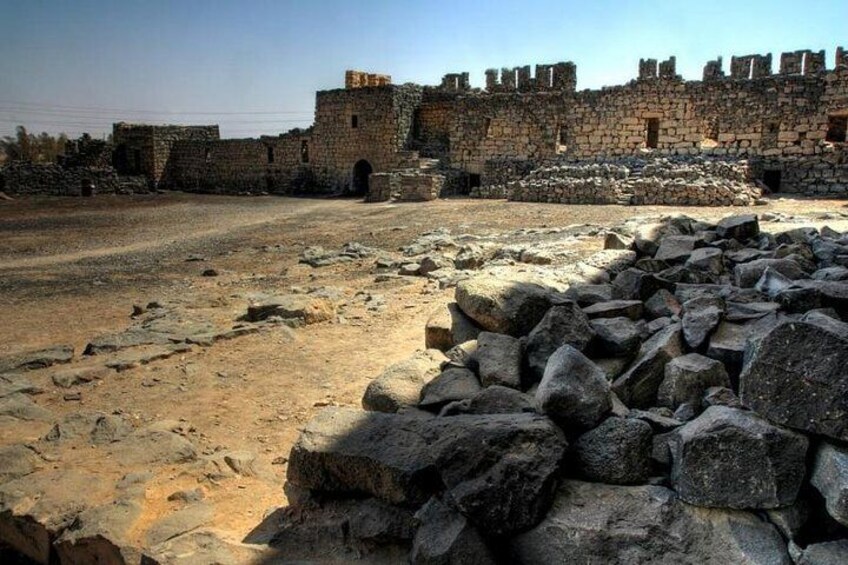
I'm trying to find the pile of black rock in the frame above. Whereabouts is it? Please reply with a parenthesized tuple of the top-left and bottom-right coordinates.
(276, 214, 848, 564)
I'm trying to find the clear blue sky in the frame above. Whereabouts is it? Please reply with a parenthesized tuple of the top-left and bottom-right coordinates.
(1, 0, 845, 139)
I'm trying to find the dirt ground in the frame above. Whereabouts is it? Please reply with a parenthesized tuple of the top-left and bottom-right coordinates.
(2, 192, 848, 549)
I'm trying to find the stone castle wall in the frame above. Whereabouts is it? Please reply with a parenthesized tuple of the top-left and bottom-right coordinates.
(0, 162, 148, 196)
(163, 131, 319, 194)
(112, 124, 219, 183)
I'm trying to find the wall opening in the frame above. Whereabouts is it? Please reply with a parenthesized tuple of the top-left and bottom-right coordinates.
(351, 115, 359, 129)
(468, 173, 481, 191)
(300, 140, 310, 163)
(483, 118, 492, 138)
(763, 170, 782, 193)
(646, 118, 659, 149)
(133, 149, 142, 172)
(352, 159, 372, 196)
(556, 125, 568, 154)
(267, 146, 275, 164)
(826, 115, 848, 142)
(114, 145, 128, 173)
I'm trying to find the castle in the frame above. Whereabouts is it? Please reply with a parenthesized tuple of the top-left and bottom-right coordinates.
(11, 47, 848, 203)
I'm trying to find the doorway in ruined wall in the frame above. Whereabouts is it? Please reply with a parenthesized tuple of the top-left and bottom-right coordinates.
(352, 159, 373, 196)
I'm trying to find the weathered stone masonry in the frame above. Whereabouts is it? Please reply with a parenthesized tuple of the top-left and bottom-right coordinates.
(10, 49, 846, 202)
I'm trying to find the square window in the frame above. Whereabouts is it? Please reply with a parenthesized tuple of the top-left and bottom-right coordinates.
(351, 115, 359, 129)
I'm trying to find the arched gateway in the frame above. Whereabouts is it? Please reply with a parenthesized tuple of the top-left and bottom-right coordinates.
(352, 159, 373, 196)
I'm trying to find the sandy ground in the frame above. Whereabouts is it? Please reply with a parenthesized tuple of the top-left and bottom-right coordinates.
(2, 192, 848, 547)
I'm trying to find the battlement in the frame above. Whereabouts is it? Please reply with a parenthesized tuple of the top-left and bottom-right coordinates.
(439, 73, 471, 91)
(344, 70, 391, 89)
(638, 57, 679, 80)
(484, 62, 576, 93)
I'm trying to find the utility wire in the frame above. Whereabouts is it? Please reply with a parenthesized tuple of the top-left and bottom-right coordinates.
(0, 100, 314, 116)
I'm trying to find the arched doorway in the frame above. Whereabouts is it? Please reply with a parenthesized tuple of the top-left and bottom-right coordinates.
(352, 159, 373, 196)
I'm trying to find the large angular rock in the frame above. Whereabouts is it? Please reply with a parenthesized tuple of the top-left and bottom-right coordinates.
(611, 324, 683, 409)
(362, 350, 444, 413)
(574, 417, 652, 485)
(431, 413, 566, 535)
(54, 500, 143, 564)
(739, 320, 848, 441)
(0, 444, 40, 483)
(476, 332, 522, 389)
(511, 481, 790, 564)
(681, 295, 724, 349)
(588, 317, 642, 358)
(810, 442, 848, 527)
(654, 235, 699, 263)
(612, 268, 671, 301)
(644, 289, 681, 319)
(686, 247, 724, 275)
(716, 214, 759, 241)
(410, 498, 496, 565)
(658, 353, 730, 410)
(670, 406, 808, 509)
(287, 408, 438, 505)
(794, 540, 848, 565)
(419, 368, 481, 410)
(734, 258, 807, 288)
(582, 299, 644, 320)
(455, 277, 554, 337)
(439, 386, 536, 416)
(525, 301, 594, 380)
(424, 303, 482, 351)
(535, 345, 611, 430)
(562, 283, 612, 306)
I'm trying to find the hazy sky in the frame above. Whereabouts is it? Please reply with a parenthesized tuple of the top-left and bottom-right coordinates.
(1, 0, 846, 139)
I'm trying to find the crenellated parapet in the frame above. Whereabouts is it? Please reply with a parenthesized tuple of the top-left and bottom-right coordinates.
(638, 57, 678, 80)
(730, 54, 772, 79)
(485, 62, 576, 93)
(779, 50, 826, 75)
(439, 73, 470, 91)
(703, 57, 725, 81)
(837, 47, 848, 70)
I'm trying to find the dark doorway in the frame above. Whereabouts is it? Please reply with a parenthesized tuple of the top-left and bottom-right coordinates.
(826, 116, 848, 142)
(468, 173, 481, 192)
(114, 144, 128, 173)
(763, 170, 782, 193)
(133, 149, 142, 173)
(352, 159, 373, 195)
(646, 118, 659, 149)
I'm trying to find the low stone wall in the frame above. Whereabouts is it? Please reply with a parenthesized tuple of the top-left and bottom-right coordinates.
(365, 171, 444, 202)
(474, 157, 762, 206)
(0, 163, 150, 196)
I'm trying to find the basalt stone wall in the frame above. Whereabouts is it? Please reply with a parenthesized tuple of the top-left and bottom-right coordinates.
(364, 171, 444, 202)
(0, 163, 149, 196)
(311, 85, 423, 192)
(112, 124, 220, 184)
(163, 131, 320, 194)
(412, 89, 465, 159)
(450, 65, 848, 195)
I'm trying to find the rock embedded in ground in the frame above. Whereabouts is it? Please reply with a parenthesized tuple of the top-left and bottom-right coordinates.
(574, 417, 653, 485)
(476, 331, 523, 389)
(670, 406, 808, 509)
(535, 345, 611, 431)
(362, 350, 444, 413)
(740, 319, 848, 441)
(245, 294, 335, 324)
(658, 353, 730, 411)
(0, 444, 40, 483)
(525, 301, 594, 380)
(510, 481, 791, 564)
(611, 324, 683, 409)
(0, 345, 74, 373)
(454, 277, 555, 337)
(810, 442, 848, 527)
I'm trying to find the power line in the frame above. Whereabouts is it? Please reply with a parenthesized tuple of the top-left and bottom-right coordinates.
(0, 100, 314, 116)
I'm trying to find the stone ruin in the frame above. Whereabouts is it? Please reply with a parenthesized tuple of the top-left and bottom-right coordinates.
(270, 213, 848, 563)
(2, 46, 848, 202)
